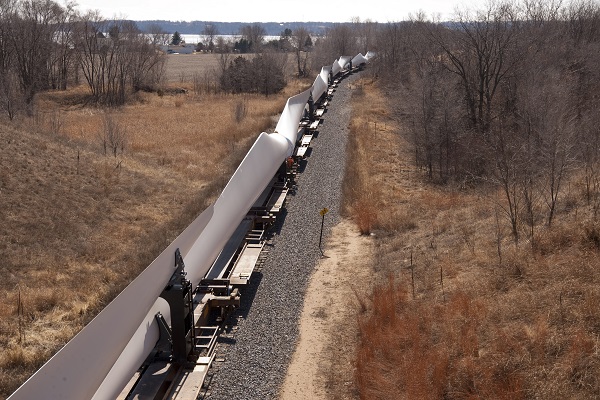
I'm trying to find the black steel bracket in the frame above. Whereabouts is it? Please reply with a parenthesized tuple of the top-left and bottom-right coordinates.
(157, 248, 196, 365)
(154, 312, 172, 355)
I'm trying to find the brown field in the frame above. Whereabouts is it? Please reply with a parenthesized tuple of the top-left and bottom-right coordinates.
(0, 56, 311, 398)
(165, 53, 224, 83)
(346, 79, 600, 399)
(164, 53, 299, 85)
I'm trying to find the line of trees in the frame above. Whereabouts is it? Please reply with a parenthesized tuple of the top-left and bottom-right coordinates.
(293, 2, 600, 245)
(216, 23, 315, 94)
(77, 13, 165, 105)
(0, 0, 165, 118)
(214, 21, 370, 94)
(0, 1, 375, 114)
(310, 18, 377, 73)
(0, 2, 325, 112)
(367, 0, 600, 244)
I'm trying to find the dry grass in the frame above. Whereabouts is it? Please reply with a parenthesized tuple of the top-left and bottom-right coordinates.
(346, 79, 600, 399)
(164, 53, 224, 83)
(164, 53, 301, 85)
(0, 60, 311, 398)
(343, 86, 384, 234)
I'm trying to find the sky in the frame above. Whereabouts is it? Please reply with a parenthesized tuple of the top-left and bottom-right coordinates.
(73, 0, 473, 23)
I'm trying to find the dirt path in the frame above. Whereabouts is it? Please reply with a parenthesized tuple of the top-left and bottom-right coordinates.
(279, 218, 373, 400)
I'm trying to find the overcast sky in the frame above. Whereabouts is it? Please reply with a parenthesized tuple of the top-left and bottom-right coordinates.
(74, 0, 474, 23)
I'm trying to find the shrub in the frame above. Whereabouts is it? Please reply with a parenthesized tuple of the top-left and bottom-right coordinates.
(220, 53, 286, 96)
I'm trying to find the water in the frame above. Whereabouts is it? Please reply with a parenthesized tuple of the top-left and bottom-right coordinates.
(181, 34, 280, 44)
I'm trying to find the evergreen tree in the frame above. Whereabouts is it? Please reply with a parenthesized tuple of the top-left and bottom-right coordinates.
(171, 31, 182, 45)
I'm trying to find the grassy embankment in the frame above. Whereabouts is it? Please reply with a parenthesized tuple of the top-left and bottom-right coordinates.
(345, 78, 600, 399)
(0, 53, 310, 398)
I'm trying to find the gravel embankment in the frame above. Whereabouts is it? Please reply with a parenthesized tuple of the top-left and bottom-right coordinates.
(203, 71, 359, 400)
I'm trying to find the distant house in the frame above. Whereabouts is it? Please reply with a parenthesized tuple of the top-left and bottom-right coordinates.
(161, 44, 195, 54)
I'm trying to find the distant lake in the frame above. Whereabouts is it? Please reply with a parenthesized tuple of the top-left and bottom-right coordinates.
(181, 34, 281, 44)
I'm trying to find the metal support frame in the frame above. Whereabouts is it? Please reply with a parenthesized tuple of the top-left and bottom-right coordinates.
(157, 248, 196, 365)
(154, 313, 172, 355)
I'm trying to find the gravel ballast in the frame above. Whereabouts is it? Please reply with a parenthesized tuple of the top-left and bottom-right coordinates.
(204, 71, 359, 399)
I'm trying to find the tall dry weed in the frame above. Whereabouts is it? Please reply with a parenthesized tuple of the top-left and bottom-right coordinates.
(356, 277, 530, 399)
(343, 111, 383, 234)
(350, 77, 600, 400)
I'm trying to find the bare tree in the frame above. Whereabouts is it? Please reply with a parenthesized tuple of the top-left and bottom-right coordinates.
(146, 23, 170, 46)
(74, 11, 105, 103)
(375, 22, 405, 76)
(214, 36, 230, 53)
(0, 0, 17, 118)
(48, 0, 77, 90)
(7, 0, 63, 113)
(239, 23, 266, 52)
(352, 17, 378, 54)
(327, 23, 356, 56)
(427, 3, 522, 133)
(541, 120, 576, 226)
(99, 112, 126, 157)
(564, 0, 600, 45)
(312, 23, 360, 71)
(216, 51, 231, 76)
(0, 0, 15, 74)
(579, 113, 600, 209)
(125, 22, 166, 92)
(202, 23, 218, 52)
(489, 121, 525, 243)
(0, 70, 21, 119)
(364, 0, 600, 244)
(76, 14, 164, 105)
(291, 27, 311, 77)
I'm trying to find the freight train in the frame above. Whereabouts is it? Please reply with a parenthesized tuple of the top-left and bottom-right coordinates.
(8, 51, 374, 400)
